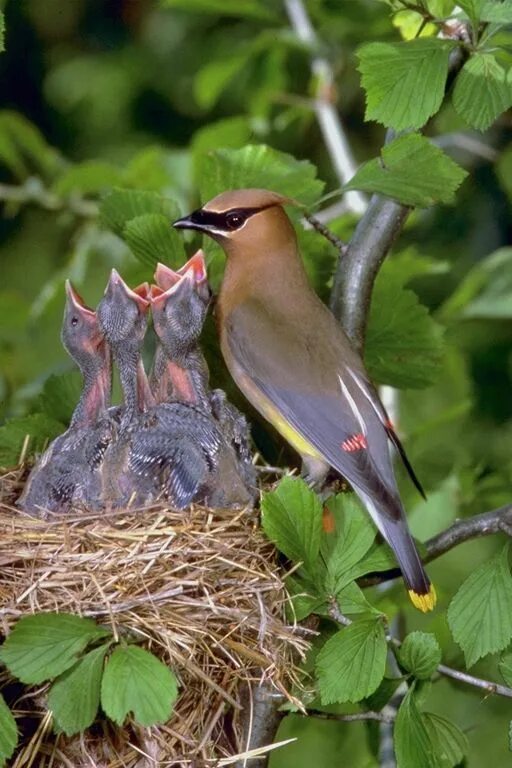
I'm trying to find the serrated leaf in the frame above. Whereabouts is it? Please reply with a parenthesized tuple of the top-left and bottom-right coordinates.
(100, 188, 178, 237)
(261, 477, 322, 575)
(398, 632, 442, 679)
(0, 413, 65, 467)
(48, 644, 109, 736)
(481, 0, 512, 22)
(357, 39, 455, 131)
(424, 712, 468, 767)
(499, 653, 512, 686)
(441, 247, 512, 319)
(394, 684, 439, 768)
(123, 213, 186, 270)
(322, 494, 377, 594)
(0, 613, 111, 685)
(336, 581, 377, 615)
(198, 144, 324, 207)
(346, 133, 467, 207)
(365, 266, 445, 389)
(160, 0, 277, 20)
(316, 618, 387, 704)
(453, 53, 512, 132)
(364, 676, 403, 711)
(286, 574, 326, 621)
(38, 372, 83, 425)
(53, 160, 122, 197)
(447, 544, 512, 667)
(101, 646, 178, 727)
(0, 694, 17, 766)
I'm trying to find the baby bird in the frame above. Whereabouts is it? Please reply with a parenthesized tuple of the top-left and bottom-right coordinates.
(152, 255, 255, 491)
(97, 270, 154, 424)
(19, 282, 112, 515)
(151, 252, 211, 408)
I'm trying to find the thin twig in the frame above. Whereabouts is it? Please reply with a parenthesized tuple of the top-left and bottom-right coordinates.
(307, 709, 395, 724)
(0, 178, 98, 217)
(329, 597, 512, 701)
(284, 0, 367, 216)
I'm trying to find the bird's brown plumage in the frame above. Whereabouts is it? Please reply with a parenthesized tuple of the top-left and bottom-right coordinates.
(174, 188, 436, 611)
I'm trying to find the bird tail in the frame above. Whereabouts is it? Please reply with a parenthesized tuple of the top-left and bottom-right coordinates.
(360, 491, 436, 612)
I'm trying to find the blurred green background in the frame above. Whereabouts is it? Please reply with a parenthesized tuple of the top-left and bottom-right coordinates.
(0, 0, 511, 765)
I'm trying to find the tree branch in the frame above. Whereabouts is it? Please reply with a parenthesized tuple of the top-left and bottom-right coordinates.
(360, 503, 512, 589)
(284, 0, 367, 216)
(306, 709, 395, 725)
(329, 195, 410, 351)
(0, 178, 98, 217)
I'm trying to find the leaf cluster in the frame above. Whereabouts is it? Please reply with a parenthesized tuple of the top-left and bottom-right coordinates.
(0, 613, 178, 765)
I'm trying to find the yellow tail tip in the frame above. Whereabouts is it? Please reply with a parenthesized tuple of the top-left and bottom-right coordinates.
(408, 584, 437, 612)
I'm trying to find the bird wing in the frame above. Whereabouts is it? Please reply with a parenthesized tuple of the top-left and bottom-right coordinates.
(224, 298, 402, 516)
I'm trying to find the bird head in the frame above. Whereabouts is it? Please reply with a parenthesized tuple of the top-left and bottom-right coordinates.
(154, 250, 209, 302)
(173, 189, 297, 257)
(151, 265, 209, 354)
(97, 269, 150, 345)
(61, 280, 105, 361)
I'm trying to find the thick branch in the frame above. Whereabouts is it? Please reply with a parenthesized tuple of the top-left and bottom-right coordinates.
(236, 682, 285, 768)
(330, 195, 410, 351)
(360, 503, 512, 589)
(284, 0, 366, 216)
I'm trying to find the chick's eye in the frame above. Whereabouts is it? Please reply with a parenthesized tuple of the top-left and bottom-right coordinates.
(71, 316, 79, 327)
(225, 211, 245, 230)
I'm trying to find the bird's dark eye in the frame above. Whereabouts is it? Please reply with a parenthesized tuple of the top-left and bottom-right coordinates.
(225, 211, 245, 230)
(71, 316, 79, 327)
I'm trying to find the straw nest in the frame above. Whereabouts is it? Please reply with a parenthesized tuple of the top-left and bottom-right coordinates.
(0, 466, 312, 767)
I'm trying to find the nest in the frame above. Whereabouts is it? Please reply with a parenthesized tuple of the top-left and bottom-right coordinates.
(0, 467, 311, 767)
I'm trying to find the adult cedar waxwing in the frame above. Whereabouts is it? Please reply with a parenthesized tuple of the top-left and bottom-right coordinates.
(174, 189, 436, 612)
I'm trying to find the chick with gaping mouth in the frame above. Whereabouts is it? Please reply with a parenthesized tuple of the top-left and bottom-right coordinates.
(18, 282, 113, 515)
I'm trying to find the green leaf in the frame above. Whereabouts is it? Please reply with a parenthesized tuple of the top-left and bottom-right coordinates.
(398, 632, 442, 679)
(100, 646, 178, 727)
(357, 39, 455, 131)
(48, 644, 110, 736)
(499, 652, 512, 686)
(286, 573, 326, 621)
(481, 0, 512, 22)
(0, 694, 17, 766)
(316, 618, 387, 704)
(0, 413, 65, 467)
(336, 581, 377, 616)
(53, 160, 122, 197)
(0, 111, 60, 177)
(123, 212, 186, 270)
(447, 544, 512, 667)
(100, 188, 178, 238)
(323, 494, 377, 594)
(195, 54, 252, 110)
(364, 675, 403, 711)
(38, 372, 83, 425)
(345, 133, 468, 207)
(394, 685, 439, 768)
(0, 11, 5, 53)
(453, 53, 512, 132)
(0, 613, 111, 685)
(198, 144, 324, 207)
(441, 248, 512, 319)
(365, 266, 445, 389)
(457, 0, 485, 25)
(160, 0, 278, 20)
(424, 712, 469, 767)
(261, 477, 322, 575)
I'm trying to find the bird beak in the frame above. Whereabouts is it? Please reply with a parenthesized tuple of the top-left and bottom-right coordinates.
(105, 270, 150, 312)
(173, 211, 202, 231)
(65, 280, 95, 319)
(154, 262, 181, 291)
(178, 249, 207, 283)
